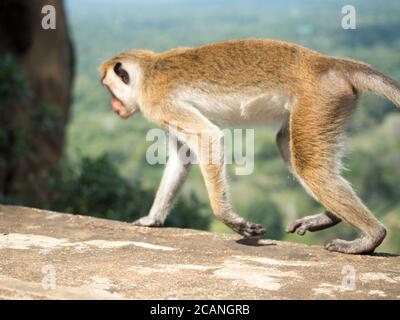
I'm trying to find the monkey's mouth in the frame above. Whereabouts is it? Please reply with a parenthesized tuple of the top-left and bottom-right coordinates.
(110, 93, 134, 119)
(111, 93, 123, 111)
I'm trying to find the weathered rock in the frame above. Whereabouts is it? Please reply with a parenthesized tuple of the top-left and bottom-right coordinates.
(0, 205, 399, 299)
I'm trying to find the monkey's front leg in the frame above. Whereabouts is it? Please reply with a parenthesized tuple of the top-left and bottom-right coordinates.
(132, 138, 192, 227)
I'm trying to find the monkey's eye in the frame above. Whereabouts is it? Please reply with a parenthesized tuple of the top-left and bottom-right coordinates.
(113, 62, 130, 85)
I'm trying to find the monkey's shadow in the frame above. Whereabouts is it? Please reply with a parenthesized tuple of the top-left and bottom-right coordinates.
(236, 237, 276, 247)
(235, 239, 400, 256)
(369, 252, 400, 258)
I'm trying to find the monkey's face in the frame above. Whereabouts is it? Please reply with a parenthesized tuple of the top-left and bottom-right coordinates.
(101, 61, 140, 118)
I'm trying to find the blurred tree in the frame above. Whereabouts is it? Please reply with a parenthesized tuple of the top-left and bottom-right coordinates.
(0, 0, 74, 203)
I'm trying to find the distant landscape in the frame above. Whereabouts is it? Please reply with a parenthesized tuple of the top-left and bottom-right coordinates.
(64, 0, 400, 253)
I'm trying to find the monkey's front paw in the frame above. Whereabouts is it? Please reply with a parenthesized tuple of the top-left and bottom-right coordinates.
(132, 216, 163, 227)
(325, 238, 375, 254)
(236, 222, 267, 238)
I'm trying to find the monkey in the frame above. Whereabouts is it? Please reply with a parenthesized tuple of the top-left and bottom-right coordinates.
(99, 39, 400, 254)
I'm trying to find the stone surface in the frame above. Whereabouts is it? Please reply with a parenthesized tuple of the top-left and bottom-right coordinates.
(0, 205, 399, 300)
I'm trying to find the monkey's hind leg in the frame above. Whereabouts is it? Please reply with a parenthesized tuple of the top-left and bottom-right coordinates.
(276, 120, 342, 236)
(290, 95, 386, 254)
(287, 212, 341, 235)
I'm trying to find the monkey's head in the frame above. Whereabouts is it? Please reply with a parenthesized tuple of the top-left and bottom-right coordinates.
(99, 53, 145, 119)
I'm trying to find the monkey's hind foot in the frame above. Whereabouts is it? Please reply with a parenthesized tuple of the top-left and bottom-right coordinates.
(234, 222, 267, 238)
(325, 238, 374, 254)
(132, 215, 163, 227)
(326, 226, 387, 254)
(287, 212, 341, 236)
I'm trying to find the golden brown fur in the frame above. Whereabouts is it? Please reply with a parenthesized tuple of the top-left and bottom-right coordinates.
(99, 39, 400, 254)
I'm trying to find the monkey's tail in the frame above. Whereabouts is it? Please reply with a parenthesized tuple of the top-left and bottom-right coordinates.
(336, 59, 400, 108)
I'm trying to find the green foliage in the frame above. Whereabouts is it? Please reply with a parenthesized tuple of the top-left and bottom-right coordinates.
(254, 133, 279, 161)
(165, 193, 211, 230)
(346, 115, 400, 211)
(244, 199, 284, 240)
(48, 155, 152, 221)
(0, 53, 31, 104)
(0, 54, 63, 170)
(42, 154, 211, 229)
(0, 54, 31, 172)
(30, 102, 63, 133)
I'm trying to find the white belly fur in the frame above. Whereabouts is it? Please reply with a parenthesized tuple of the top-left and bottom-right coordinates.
(175, 86, 294, 127)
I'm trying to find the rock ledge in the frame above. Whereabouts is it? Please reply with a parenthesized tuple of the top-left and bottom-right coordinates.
(0, 205, 399, 299)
